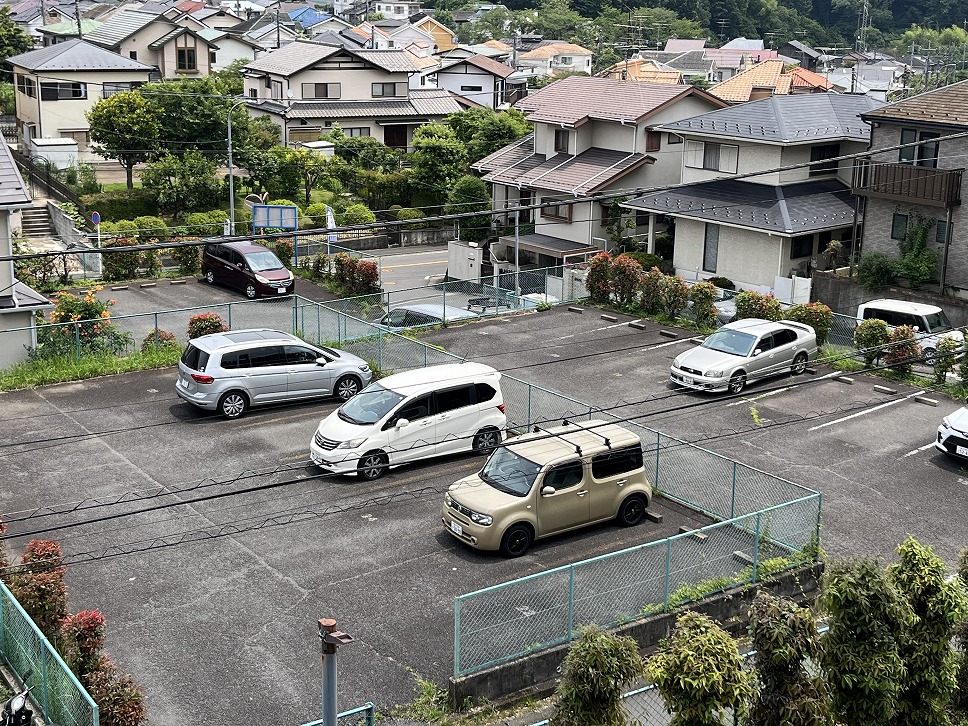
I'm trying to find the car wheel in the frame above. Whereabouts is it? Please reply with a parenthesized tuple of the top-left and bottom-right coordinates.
(204, 269, 215, 284)
(218, 391, 248, 419)
(357, 451, 388, 480)
(245, 283, 258, 299)
(923, 347, 936, 365)
(791, 352, 808, 375)
(728, 372, 746, 394)
(334, 376, 361, 401)
(499, 524, 533, 558)
(472, 427, 500, 454)
(617, 495, 647, 526)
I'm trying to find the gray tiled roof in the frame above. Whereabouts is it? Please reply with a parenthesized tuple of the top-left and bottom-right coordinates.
(0, 137, 31, 208)
(352, 49, 422, 72)
(472, 132, 535, 172)
(280, 89, 463, 119)
(658, 93, 884, 143)
(84, 9, 160, 48)
(863, 78, 968, 127)
(243, 40, 341, 74)
(623, 179, 857, 234)
(6, 38, 155, 71)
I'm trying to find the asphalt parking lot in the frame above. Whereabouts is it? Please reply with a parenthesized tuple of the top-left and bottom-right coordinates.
(6, 299, 967, 724)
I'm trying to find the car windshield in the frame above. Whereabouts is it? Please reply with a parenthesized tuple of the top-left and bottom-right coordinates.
(924, 311, 953, 333)
(479, 447, 543, 497)
(245, 250, 286, 272)
(702, 328, 757, 357)
(337, 383, 404, 425)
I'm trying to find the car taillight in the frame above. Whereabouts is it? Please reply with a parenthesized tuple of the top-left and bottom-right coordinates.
(191, 373, 215, 384)
(498, 403, 506, 413)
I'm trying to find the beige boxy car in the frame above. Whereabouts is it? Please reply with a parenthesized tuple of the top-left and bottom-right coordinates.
(441, 420, 653, 557)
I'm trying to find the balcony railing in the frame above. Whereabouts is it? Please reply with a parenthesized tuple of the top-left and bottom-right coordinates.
(852, 158, 963, 208)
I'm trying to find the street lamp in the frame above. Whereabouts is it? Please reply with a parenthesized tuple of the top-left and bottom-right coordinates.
(226, 98, 249, 236)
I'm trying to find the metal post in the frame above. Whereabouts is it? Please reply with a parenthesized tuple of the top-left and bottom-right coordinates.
(752, 513, 762, 582)
(378, 332, 383, 373)
(527, 384, 533, 428)
(40, 644, 49, 719)
(567, 565, 575, 638)
(514, 209, 520, 296)
(664, 538, 672, 611)
(317, 304, 321, 343)
(365, 703, 375, 726)
(654, 431, 661, 491)
(74, 322, 80, 361)
(318, 618, 354, 726)
(454, 597, 461, 677)
(228, 303, 233, 329)
(730, 462, 737, 519)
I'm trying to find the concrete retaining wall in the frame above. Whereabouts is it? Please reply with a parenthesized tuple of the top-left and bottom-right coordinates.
(448, 562, 823, 708)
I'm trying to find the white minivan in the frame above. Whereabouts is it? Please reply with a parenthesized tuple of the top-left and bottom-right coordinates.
(309, 362, 507, 480)
(857, 299, 964, 361)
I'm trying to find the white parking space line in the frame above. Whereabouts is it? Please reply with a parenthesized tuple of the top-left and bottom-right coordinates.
(808, 389, 925, 431)
(902, 442, 937, 458)
(725, 371, 844, 406)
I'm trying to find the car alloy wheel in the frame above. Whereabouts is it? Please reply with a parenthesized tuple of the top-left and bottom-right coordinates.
(245, 283, 258, 299)
(357, 451, 388, 480)
(617, 495, 646, 526)
(218, 391, 248, 419)
(923, 347, 937, 365)
(204, 269, 215, 284)
(728, 373, 746, 394)
(335, 376, 360, 401)
(500, 524, 533, 557)
(791, 352, 808, 375)
(472, 427, 500, 454)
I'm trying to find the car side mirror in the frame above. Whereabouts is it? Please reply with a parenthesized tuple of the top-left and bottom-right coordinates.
(316, 357, 327, 366)
(396, 418, 410, 429)
(913, 325, 920, 332)
(753, 348, 762, 356)
(540, 485, 557, 496)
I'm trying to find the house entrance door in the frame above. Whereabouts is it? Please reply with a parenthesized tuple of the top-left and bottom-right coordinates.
(384, 125, 408, 149)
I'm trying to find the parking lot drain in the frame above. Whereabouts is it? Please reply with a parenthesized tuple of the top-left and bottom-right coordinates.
(629, 320, 647, 330)
(836, 376, 854, 384)
(140, 282, 157, 288)
(873, 384, 897, 394)
(915, 396, 939, 407)
(601, 314, 618, 322)
(111, 285, 129, 291)
(679, 526, 707, 540)
(568, 306, 584, 313)
(169, 279, 187, 285)
(659, 330, 678, 339)
(645, 510, 663, 523)
(733, 551, 755, 565)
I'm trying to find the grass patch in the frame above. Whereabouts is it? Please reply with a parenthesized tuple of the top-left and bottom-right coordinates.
(99, 181, 143, 192)
(0, 348, 182, 391)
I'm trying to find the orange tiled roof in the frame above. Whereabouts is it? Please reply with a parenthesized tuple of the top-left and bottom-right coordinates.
(709, 58, 786, 102)
(789, 66, 834, 90)
(519, 41, 592, 59)
(481, 39, 512, 51)
(599, 58, 683, 84)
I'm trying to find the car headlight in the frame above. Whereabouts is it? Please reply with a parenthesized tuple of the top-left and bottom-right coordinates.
(706, 369, 725, 378)
(337, 438, 367, 450)
(943, 417, 951, 428)
(672, 356, 682, 368)
(255, 273, 270, 284)
(444, 492, 452, 506)
(470, 511, 493, 526)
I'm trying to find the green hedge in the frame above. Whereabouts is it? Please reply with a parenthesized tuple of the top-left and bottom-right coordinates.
(80, 190, 158, 220)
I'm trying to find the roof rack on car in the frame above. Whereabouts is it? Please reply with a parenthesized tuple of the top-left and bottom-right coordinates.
(530, 419, 612, 455)
(562, 419, 611, 449)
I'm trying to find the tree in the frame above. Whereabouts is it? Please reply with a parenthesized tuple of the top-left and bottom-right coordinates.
(409, 124, 467, 209)
(648, 611, 754, 726)
(609, 254, 643, 307)
(820, 558, 911, 726)
(748, 590, 833, 726)
(325, 125, 401, 171)
(889, 536, 968, 726)
(445, 175, 492, 242)
(551, 624, 645, 726)
(0, 7, 33, 82)
(139, 78, 241, 160)
(140, 150, 220, 219)
(87, 92, 161, 188)
(446, 108, 532, 165)
(278, 147, 330, 206)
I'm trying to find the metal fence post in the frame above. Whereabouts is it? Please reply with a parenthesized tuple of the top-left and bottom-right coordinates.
(527, 384, 533, 428)
(40, 644, 49, 719)
(815, 493, 823, 561)
(654, 431, 661, 490)
(293, 297, 298, 335)
(74, 322, 80, 360)
(378, 333, 383, 372)
(424, 344, 428, 367)
(228, 303, 233, 329)
(365, 703, 375, 726)
(567, 565, 575, 638)
(442, 283, 446, 312)
(752, 512, 762, 582)
(317, 304, 321, 342)
(664, 538, 672, 611)
(730, 462, 737, 519)
(154, 313, 159, 349)
(453, 597, 461, 677)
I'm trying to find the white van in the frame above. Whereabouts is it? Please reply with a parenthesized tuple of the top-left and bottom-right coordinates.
(309, 362, 506, 480)
(857, 299, 964, 360)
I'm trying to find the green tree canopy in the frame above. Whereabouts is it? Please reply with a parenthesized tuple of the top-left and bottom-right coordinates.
(324, 124, 402, 171)
(0, 7, 33, 82)
(140, 150, 220, 219)
(445, 175, 492, 242)
(409, 124, 468, 210)
(86, 92, 161, 189)
(446, 108, 532, 165)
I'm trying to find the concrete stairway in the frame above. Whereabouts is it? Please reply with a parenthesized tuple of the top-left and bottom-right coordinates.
(20, 206, 52, 239)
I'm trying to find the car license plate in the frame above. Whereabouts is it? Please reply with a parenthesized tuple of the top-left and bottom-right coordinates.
(277, 287, 287, 294)
(450, 520, 463, 536)
(957, 445, 968, 457)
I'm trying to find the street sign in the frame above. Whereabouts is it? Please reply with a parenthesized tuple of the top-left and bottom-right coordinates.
(91, 211, 101, 225)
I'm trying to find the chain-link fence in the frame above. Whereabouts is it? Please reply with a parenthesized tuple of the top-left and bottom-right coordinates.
(0, 581, 98, 726)
(300, 702, 375, 726)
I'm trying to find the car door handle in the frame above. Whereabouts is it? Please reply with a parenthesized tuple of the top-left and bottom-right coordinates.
(615, 479, 627, 486)
(577, 490, 588, 497)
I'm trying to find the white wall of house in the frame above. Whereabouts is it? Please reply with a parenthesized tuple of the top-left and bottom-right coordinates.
(673, 218, 785, 289)
(209, 37, 261, 70)
(436, 67, 499, 108)
(0, 310, 36, 369)
(373, 2, 421, 20)
(678, 138, 780, 185)
(246, 65, 412, 102)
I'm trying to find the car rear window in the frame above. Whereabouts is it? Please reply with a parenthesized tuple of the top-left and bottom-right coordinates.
(180, 344, 209, 372)
(475, 383, 497, 403)
(591, 444, 644, 479)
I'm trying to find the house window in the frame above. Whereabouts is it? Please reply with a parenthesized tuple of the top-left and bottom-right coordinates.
(210, 51, 217, 64)
(685, 140, 738, 172)
(541, 196, 572, 221)
(809, 144, 840, 176)
(554, 129, 569, 153)
(249, 88, 258, 99)
(891, 213, 908, 240)
(129, 51, 137, 60)
(102, 82, 142, 98)
(557, 56, 573, 65)
(16, 75, 36, 98)
(270, 80, 283, 100)
(176, 48, 197, 71)
(372, 82, 402, 97)
(791, 234, 814, 258)
(40, 82, 86, 100)
(301, 83, 341, 99)
(667, 134, 682, 145)
(936, 219, 948, 245)
(394, 4, 404, 12)
(343, 127, 371, 137)
(460, 85, 483, 91)
(703, 223, 719, 273)
(899, 128, 940, 168)
(645, 130, 661, 152)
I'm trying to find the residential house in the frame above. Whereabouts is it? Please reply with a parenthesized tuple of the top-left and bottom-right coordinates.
(224, 12, 299, 49)
(825, 62, 905, 101)
(37, 18, 103, 45)
(663, 38, 706, 52)
(371, 0, 421, 20)
(778, 39, 822, 71)
(436, 54, 512, 108)
(8, 0, 74, 44)
(191, 5, 244, 29)
(598, 58, 683, 84)
(622, 93, 884, 292)
(372, 19, 436, 50)
(851, 80, 968, 293)
(471, 76, 728, 278)
(84, 9, 221, 77)
(631, 49, 717, 84)
(409, 13, 457, 52)
(514, 41, 592, 77)
(708, 59, 833, 103)
(0, 136, 53, 369)
(242, 40, 464, 147)
(196, 28, 263, 69)
(7, 39, 156, 158)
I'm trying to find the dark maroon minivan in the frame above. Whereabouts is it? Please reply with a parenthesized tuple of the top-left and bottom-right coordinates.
(201, 241, 294, 299)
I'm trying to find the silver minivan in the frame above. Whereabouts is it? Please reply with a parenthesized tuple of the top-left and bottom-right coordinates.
(175, 329, 372, 418)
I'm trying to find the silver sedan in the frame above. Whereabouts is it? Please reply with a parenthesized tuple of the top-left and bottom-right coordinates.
(670, 318, 818, 394)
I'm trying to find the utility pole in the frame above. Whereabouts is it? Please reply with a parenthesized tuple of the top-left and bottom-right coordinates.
(318, 618, 354, 726)
(73, 0, 82, 37)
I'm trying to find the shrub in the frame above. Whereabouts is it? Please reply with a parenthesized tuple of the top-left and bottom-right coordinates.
(341, 203, 377, 225)
(609, 254, 643, 307)
(60, 610, 106, 683)
(883, 324, 922, 375)
(11, 540, 68, 639)
(187, 313, 228, 339)
(354, 260, 380, 294)
(79, 190, 158, 220)
(84, 657, 148, 726)
(32, 286, 131, 360)
(170, 239, 201, 275)
(131, 216, 168, 242)
(735, 290, 783, 321)
(274, 240, 294, 269)
(140, 330, 179, 353)
(932, 336, 959, 383)
(311, 254, 331, 279)
(101, 238, 141, 281)
(305, 202, 330, 226)
(586, 251, 611, 303)
(623, 252, 661, 271)
(689, 280, 718, 329)
(639, 266, 664, 314)
(267, 198, 302, 211)
(854, 318, 890, 366)
(396, 207, 425, 230)
(858, 251, 898, 292)
(707, 276, 735, 290)
(661, 275, 689, 317)
(784, 302, 833, 347)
